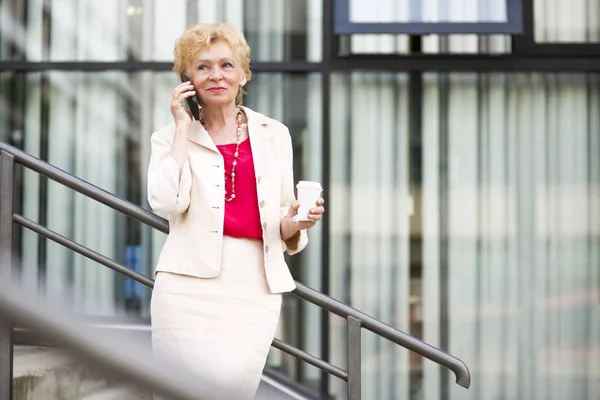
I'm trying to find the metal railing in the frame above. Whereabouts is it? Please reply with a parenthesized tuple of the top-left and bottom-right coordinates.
(0, 142, 471, 400)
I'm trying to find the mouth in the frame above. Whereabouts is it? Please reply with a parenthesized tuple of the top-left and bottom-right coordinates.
(207, 87, 226, 93)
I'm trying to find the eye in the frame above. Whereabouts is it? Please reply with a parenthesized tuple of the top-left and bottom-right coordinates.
(223, 62, 234, 68)
(197, 65, 208, 71)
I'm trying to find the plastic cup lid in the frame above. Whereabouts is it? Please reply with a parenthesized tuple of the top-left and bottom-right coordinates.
(296, 181, 322, 190)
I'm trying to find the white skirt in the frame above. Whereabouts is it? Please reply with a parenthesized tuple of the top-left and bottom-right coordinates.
(150, 236, 282, 399)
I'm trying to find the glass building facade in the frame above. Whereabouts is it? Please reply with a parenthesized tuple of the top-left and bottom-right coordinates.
(1, 0, 598, 399)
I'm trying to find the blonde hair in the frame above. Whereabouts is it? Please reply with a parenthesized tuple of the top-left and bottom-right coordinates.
(173, 22, 252, 105)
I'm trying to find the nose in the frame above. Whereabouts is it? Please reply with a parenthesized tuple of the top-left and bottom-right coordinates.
(209, 66, 223, 81)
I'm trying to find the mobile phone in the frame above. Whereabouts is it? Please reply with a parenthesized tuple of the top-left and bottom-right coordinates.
(181, 74, 200, 121)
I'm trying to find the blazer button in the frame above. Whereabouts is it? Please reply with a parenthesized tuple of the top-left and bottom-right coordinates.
(259, 200, 265, 208)
(265, 245, 269, 253)
(262, 222, 267, 230)
(257, 176, 262, 184)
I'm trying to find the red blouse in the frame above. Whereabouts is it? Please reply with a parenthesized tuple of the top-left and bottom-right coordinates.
(216, 138, 263, 240)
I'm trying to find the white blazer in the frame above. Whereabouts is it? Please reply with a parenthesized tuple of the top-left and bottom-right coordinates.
(147, 106, 307, 294)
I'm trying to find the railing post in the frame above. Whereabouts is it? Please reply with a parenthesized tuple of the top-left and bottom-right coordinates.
(347, 316, 362, 400)
(0, 151, 15, 400)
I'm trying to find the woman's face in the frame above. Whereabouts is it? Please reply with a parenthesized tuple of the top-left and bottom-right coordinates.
(188, 40, 246, 107)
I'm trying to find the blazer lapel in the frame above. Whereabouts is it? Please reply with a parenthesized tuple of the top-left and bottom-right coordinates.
(243, 106, 272, 179)
(187, 120, 218, 152)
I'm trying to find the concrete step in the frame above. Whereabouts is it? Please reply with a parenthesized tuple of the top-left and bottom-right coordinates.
(13, 345, 314, 400)
(12, 346, 135, 400)
(75, 386, 149, 400)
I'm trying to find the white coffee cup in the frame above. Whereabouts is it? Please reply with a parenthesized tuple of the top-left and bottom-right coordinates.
(294, 181, 323, 222)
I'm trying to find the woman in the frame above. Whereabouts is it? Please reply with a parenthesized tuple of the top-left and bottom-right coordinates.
(147, 22, 325, 399)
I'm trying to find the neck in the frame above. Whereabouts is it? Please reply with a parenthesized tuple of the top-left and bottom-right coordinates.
(201, 104, 239, 130)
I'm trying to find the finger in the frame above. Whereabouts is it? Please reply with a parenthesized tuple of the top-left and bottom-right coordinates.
(173, 83, 195, 98)
(303, 208, 324, 221)
(181, 86, 195, 96)
(177, 81, 194, 89)
(288, 202, 300, 214)
(309, 206, 325, 215)
(300, 221, 317, 229)
(315, 198, 325, 206)
(179, 90, 196, 99)
(306, 214, 321, 222)
(287, 208, 298, 218)
(176, 92, 196, 105)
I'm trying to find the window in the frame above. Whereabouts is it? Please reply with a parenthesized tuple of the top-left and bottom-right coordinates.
(334, 0, 524, 34)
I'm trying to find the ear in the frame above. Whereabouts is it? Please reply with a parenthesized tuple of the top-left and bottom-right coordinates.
(240, 72, 247, 87)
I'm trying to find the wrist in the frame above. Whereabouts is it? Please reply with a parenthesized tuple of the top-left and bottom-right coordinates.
(175, 121, 191, 131)
(280, 216, 299, 241)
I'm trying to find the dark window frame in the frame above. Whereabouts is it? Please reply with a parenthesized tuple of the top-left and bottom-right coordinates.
(334, 0, 524, 34)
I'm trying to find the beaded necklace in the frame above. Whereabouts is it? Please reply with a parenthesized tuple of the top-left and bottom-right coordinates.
(200, 107, 246, 202)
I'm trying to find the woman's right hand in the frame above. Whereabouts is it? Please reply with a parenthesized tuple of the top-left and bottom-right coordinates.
(170, 82, 196, 127)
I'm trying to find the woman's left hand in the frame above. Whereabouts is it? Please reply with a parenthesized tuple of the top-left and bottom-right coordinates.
(281, 198, 325, 240)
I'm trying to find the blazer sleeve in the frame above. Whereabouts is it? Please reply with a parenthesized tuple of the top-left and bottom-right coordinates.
(147, 128, 192, 214)
(279, 126, 308, 255)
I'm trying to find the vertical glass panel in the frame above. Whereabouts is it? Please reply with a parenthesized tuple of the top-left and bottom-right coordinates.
(244, 0, 323, 61)
(419, 72, 600, 400)
(330, 72, 412, 399)
(348, 0, 508, 23)
(345, 34, 412, 54)
(40, 71, 144, 315)
(422, 35, 511, 54)
(535, 0, 600, 42)
(0, 0, 322, 62)
(0, 73, 13, 143)
(0, 71, 148, 316)
(0, 72, 43, 295)
(330, 71, 600, 400)
(244, 72, 323, 390)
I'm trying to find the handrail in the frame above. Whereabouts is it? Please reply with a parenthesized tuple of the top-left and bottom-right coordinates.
(0, 142, 169, 233)
(0, 278, 237, 400)
(292, 283, 471, 388)
(0, 142, 471, 397)
(10, 213, 348, 380)
(13, 212, 467, 385)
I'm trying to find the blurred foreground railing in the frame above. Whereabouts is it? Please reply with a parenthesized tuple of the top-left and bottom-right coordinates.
(0, 278, 240, 400)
